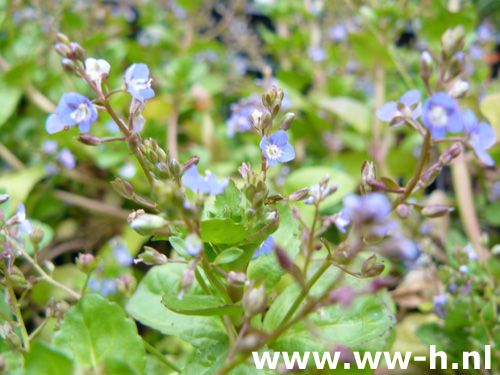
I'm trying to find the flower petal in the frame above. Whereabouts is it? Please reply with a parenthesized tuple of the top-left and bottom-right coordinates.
(399, 90, 420, 107)
(477, 122, 496, 150)
(46, 114, 66, 134)
(463, 109, 478, 133)
(277, 144, 295, 163)
(269, 130, 288, 147)
(376, 102, 398, 122)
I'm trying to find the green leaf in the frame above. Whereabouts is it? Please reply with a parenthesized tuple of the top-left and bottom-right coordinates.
(169, 236, 190, 259)
(263, 273, 396, 352)
(316, 96, 371, 134)
(103, 357, 142, 375)
(213, 179, 245, 222)
(0, 166, 45, 212)
(485, 202, 500, 226)
(52, 294, 145, 372)
(214, 247, 244, 265)
(25, 341, 74, 375)
(127, 263, 227, 350)
(0, 78, 22, 128)
(248, 203, 301, 289)
(162, 294, 243, 316)
(201, 218, 249, 244)
(480, 93, 500, 141)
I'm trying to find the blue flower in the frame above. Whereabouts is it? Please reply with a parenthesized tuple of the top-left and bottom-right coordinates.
(85, 57, 110, 86)
(307, 46, 327, 62)
(15, 203, 32, 235)
(463, 109, 496, 166)
(41, 140, 58, 155)
(182, 165, 229, 196)
(89, 278, 117, 296)
(433, 293, 447, 318)
(252, 236, 275, 259)
(260, 130, 295, 167)
(334, 208, 350, 234)
(58, 148, 76, 169)
(226, 95, 260, 137)
(124, 63, 155, 102)
(110, 238, 134, 266)
(185, 233, 203, 257)
(343, 193, 397, 237)
(421, 92, 462, 138)
(376, 90, 422, 126)
(46, 93, 98, 134)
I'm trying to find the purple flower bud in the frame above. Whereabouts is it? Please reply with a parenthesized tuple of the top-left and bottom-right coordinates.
(433, 293, 447, 318)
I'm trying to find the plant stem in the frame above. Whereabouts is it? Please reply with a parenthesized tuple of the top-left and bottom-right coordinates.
(0, 141, 25, 171)
(303, 202, 320, 273)
(168, 103, 179, 160)
(144, 340, 182, 373)
(2, 264, 30, 351)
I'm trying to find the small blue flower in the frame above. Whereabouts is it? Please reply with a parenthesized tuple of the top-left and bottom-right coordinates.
(260, 130, 295, 168)
(433, 293, 447, 318)
(89, 278, 117, 296)
(307, 46, 327, 62)
(124, 63, 155, 102)
(343, 193, 397, 237)
(463, 109, 496, 166)
(182, 165, 229, 196)
(119, 162, 137, 179)
(334, 208, 350, 234)
(46, 93, 98, 134)
(421, 92, 462, 138)
(15, 203, 32, 235)
(376, 90, 422, 126)
(185, 233, 203, 257)
(252, 236, 275, 259)
(464, 244, 478, 261)
(41, 140, 58, 155)
(226, 95, 260, 137)
(459, 265, 469, 274)
(58, 148, 76, 169)
(85, 57, 110, 86)
(111, 240, 133, 266)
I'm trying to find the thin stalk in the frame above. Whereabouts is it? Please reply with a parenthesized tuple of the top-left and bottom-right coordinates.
(144, 340, 182, 373)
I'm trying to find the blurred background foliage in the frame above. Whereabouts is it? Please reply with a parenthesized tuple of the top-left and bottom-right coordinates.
(2, 0, 500, 373)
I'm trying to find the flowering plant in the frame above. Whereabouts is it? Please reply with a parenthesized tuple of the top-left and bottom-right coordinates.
(1, 1, 500, 374)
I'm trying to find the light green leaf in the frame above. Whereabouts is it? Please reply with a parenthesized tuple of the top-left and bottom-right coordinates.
(0, 78, 22, 128)
(127, 263, 227, 350)
(52, 294, 145, 372)
(316, 96, 371, 134)
(25, 341, 74, 375)
(162, 294, 243, 316)
(248, 203, 301, 289)
(214, 247, 244, 265)
(0, 166, 45, 212)
(201, 219, 249, 244)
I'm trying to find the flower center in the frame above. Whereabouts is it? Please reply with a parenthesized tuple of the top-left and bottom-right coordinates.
(72, 103, 90, 123)
(266, 144, 282, 160)
(429, 106, 448, 128)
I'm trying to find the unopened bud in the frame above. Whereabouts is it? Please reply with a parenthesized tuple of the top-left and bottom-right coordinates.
(0, 323, 22, 350)
(280, 113, 295, 130)
(421, 204, 453, 218)
(361, 255, 377, 275)
(169, 159, 182, 178)
(448, 80, 469, 99)
(420, 51, 434, 81)
(61, 58, 77, 74)
(116, 274, 137, 295)
(56, 33, 70, 45)
(243, 285, 267, 317)
(54, 43, 72, 58)
(76, 133, 101, 146)
(130, 214, 168, 235)
(182, 156, 200, 173)
(180, 269, 195, 291)
(417, 166, 442, 189)
(439, 142, 462, 164)
(227, 271, 247, 286)
(111, 178, 134, 199)
(76, 253, 98, 274)
(441, 26, 464, 60)
(135, 246, 168, 265)
(334, 251, 349, 265)
(361, 161, 376, 192)
(45, 297, 56, 318)
(396, 204, 411, 219)
(261, 110, 272, 128)
(289, 187, 310, 201)
(29, 227, 44, 246)
(448, 52, 465, 78)
(275, 246, 293, 271)
(9, 266, 26, 287)
(71, 42, 86, 62)
(0, 194, 9, 204)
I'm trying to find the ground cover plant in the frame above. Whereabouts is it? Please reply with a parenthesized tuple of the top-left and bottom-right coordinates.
(1, 0, 500, 374)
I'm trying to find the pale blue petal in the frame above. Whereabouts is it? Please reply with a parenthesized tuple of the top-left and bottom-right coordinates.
(463, 109, 477, 132)
(478, 122, 496, 150)
(46, 114, 66, 134)
(269, 130, 288, 147)
(400, 90, 420, 107)
(376, 102, 398, 122)
(277, 144, 295, 163)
